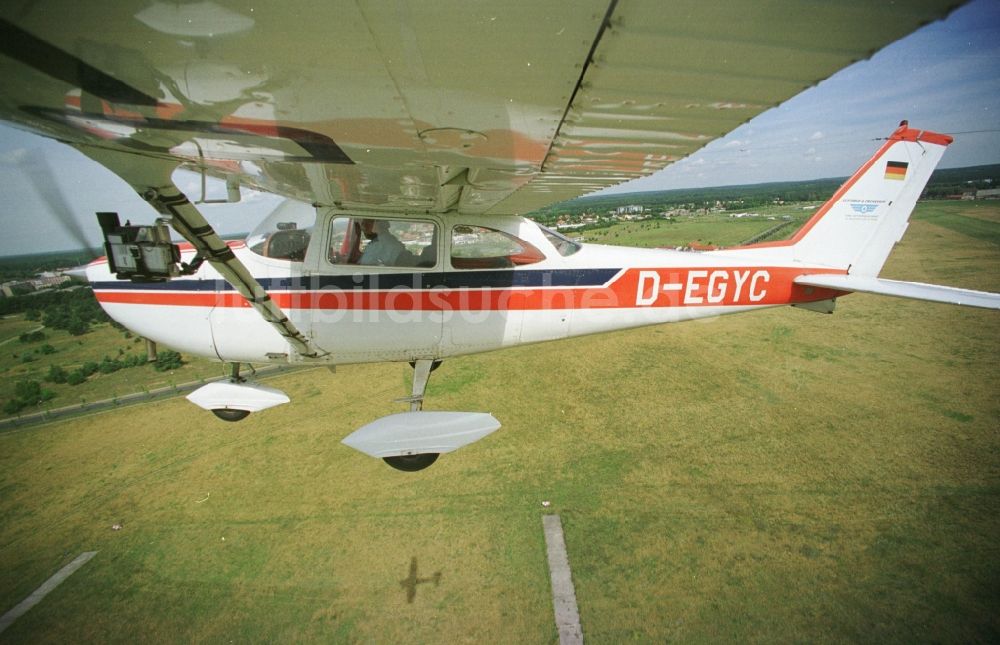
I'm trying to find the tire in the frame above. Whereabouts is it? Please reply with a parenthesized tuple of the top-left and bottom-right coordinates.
(212, 408, 251, 422)
(383, 453, 439, 472)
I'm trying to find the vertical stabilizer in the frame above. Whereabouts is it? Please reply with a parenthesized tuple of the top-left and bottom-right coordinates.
(783, 122, 952, 275)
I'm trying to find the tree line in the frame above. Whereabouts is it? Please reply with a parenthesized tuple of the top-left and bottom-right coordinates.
(530, 163, 1000, 223)
(5, 349, 184, 415)
(2, 287, 110, 336)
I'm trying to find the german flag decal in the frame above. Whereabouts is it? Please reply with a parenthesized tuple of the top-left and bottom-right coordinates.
(885, 160, 908, 181)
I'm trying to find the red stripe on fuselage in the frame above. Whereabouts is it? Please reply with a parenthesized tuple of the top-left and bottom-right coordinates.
(95, 291, 251, 307)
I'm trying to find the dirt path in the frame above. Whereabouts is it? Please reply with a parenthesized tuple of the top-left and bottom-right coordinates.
(0, 325, 44, 347)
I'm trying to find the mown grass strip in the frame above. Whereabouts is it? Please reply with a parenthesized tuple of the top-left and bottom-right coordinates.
(543, 514, 583, 644)
(0, 551, 97, 634)
(923, 212, 1000, 245)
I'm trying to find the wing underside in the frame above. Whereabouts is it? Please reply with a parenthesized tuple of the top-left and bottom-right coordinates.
(0, 1, 960, 215)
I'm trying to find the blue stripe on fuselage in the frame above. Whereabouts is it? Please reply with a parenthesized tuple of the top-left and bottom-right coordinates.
(92, 268, 622, 291)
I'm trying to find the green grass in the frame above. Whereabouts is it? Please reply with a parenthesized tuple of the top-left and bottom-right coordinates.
(0, 323, 228, 418)
(0, 316, 43, 343)
(581, 207, 811, 248)
(0, 202, 997, 641)
(912, 200, 1000, 245)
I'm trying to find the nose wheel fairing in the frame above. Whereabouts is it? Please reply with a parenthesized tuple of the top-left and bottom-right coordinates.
(186, 371, 291, 418)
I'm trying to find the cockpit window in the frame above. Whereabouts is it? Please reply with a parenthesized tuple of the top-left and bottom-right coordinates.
(246, 201, 316, 261)
(450, 225, 545, 269)
(327, 217, 437, 268)
(539, 224, 582, 257)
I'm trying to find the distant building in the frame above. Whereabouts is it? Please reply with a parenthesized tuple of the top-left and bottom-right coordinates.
(1, 281, 35, 298)
(30, 273, 70, 290)
(976, 188, 1000, 199)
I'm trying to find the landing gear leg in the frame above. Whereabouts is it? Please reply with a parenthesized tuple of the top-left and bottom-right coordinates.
(408, 359, 437, 411)
(383, 360, 442, 471)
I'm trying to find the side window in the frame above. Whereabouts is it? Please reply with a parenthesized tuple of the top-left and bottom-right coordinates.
(327, 217, 437, 268)
(450, 225, 545, 269)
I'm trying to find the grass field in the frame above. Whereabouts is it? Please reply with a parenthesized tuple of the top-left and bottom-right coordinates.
(579, 204, 814, 248)
(0, 201, 997, 642)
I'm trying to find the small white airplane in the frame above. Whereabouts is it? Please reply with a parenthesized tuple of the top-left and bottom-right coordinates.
(0, 2, 996, 470)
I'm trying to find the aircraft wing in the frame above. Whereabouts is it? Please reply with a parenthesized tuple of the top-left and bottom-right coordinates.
(0, 1, 960, 215)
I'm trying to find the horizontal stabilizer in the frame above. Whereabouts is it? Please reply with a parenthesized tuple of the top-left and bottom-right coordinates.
(342, 411, 501, 458)
(794, 274, 1000, 310)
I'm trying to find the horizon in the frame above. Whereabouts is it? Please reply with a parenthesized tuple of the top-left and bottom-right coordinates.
(2, 160, 996, 261)
(569, 161, 1000, 202)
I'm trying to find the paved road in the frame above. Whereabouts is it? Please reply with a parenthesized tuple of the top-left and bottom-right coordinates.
(0, 364, 310, 431)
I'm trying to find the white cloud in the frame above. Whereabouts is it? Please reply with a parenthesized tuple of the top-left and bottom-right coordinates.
(809, 131, 824, 140)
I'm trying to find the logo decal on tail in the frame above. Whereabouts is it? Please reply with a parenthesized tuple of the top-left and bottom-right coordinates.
(849, 203, 879, 214)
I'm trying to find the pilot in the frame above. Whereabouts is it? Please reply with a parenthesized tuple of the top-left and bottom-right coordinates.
(358, 218, 405, 266)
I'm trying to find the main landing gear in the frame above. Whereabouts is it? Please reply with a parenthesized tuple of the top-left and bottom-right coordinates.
(339, 359, 501, 473)
(382, 359, 441, 472)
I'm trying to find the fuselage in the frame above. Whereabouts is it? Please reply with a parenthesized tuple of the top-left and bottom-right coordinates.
(87, 210, 845, 365)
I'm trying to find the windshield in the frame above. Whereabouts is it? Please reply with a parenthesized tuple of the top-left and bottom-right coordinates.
(538, 224, 582, 257)
(246, 200, 316, 261)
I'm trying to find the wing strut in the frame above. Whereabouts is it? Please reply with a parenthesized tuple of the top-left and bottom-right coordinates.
(144, 186, 328, 359)
(79, 146, 328, 361)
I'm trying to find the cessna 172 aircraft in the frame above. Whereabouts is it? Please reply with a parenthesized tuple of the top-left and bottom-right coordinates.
(1, 1, 997, 470)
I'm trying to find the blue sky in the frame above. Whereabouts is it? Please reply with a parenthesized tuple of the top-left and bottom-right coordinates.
(0, 0, 998, 254)
(601, 0, 1000, 193)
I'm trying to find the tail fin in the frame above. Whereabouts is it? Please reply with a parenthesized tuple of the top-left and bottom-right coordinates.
(771, 122, 952, 275)
(746, 122, 999, 311)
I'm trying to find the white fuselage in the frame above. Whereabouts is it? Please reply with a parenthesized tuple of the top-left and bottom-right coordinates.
(87, 211, 843, 365)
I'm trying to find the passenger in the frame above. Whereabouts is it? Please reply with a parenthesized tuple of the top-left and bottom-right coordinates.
(358, 219, 405, 266)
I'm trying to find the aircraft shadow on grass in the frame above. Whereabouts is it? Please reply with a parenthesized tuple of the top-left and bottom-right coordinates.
(400, 556, 442, 604)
